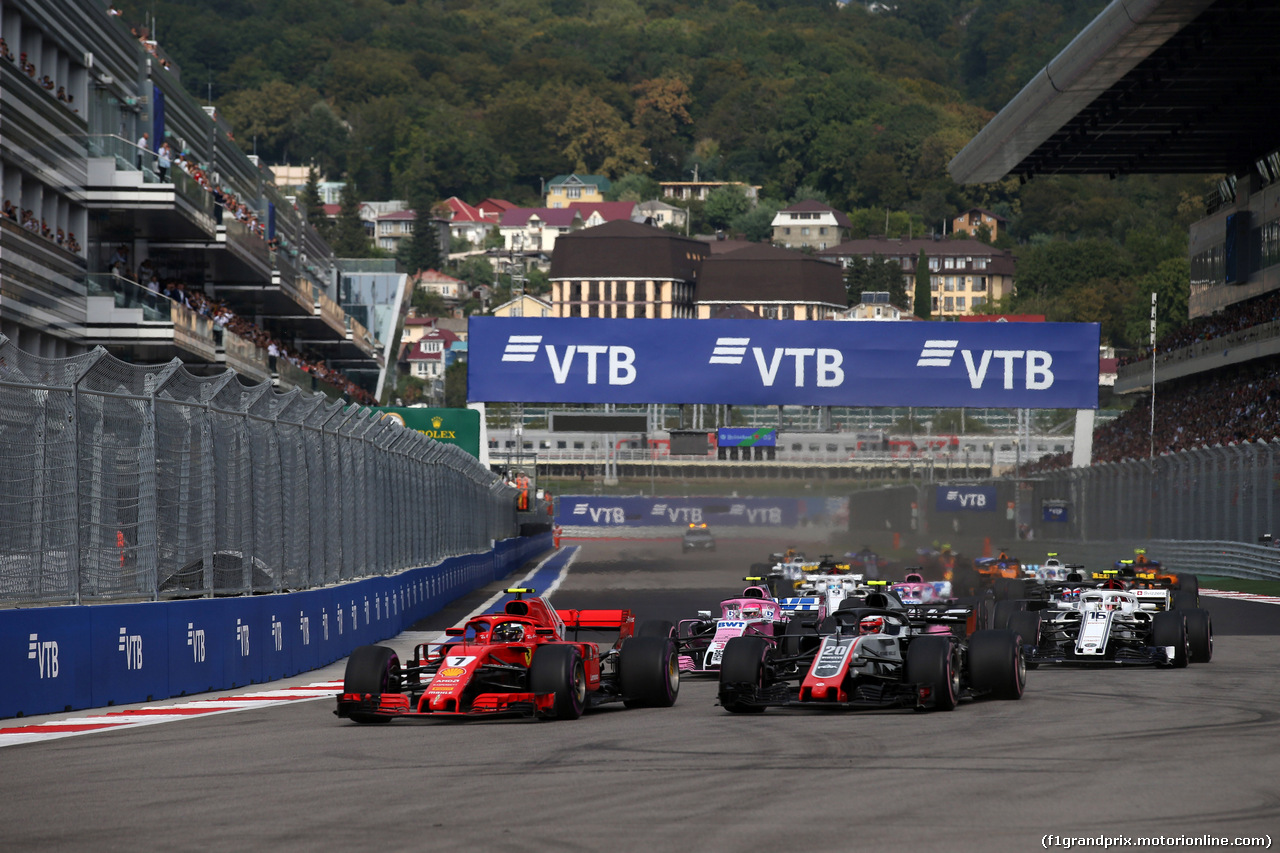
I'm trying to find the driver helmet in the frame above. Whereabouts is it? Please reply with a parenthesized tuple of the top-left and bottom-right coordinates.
(492, 622, 524, 643)
(1062, 587, 1081, 601)
(859, 615, 885, 635)
(742, 606, 761, 620)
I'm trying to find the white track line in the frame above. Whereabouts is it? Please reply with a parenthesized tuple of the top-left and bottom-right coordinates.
(1201, 588, 1280, 606)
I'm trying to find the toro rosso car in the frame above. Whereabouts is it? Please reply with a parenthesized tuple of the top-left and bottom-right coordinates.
(674, 582, 790, 674)
(717, 598, 1026, 714)
(335, 589, 679, 722)
(1003, 586, 1212, 668)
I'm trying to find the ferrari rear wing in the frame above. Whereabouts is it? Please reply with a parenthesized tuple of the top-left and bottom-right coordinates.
(556, 608, 636, 633)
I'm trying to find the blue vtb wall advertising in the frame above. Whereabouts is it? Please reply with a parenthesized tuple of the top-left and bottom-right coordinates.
(934, 485, 999, 512)
(557, 496, 847, 527)
(468, 317, 1100, 409)
(0, 534, 550, 719)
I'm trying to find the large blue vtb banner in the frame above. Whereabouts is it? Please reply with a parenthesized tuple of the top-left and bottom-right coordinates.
(468, 318, 1099, 408)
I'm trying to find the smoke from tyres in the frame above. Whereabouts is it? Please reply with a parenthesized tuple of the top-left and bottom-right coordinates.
(468, 317, 1100, 409)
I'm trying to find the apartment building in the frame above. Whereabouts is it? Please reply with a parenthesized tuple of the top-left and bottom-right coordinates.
(819, 237, 1016, 318)
(0, 0, 383, 398)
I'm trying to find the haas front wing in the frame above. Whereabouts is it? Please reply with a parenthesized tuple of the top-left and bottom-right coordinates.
(721, 635, 936, 711)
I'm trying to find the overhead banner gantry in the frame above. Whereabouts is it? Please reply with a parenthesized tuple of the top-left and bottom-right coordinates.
(468, 317, 1100, 409)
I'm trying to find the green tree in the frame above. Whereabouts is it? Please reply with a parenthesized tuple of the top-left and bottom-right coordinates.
(444, 360, 468, 409)
(1123, 257, 1190, 349)
(610, 172, 661, 202)
(632, 77, 693, 178)
(845, 255, 907, 309)
(704, 184, 750, 230)
(399, 173, 442, 276)
(731, 201, 779, 242)
(913, 248, 931, 319)
(331, 179, 371, 257)
(300, 167, 330, 241)
(411, 288, 448, 317)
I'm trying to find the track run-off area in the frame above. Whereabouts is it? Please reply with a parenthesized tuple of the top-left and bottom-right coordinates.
(1, 538, 1278, 852)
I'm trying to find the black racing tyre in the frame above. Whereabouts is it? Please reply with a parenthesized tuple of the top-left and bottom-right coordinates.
(1184, 608, 1213, 663)
(973, 597, 997, 634)
(530, 644, 587, 719)
(1171, 589, 1199, 610)
(342, 645, 401, 724)
(637, 620, 676, 639)
(620, 636, 680, 708)
(1177, 573, 1200, 598)
(968, 629, 1026, 700)
(1008, 611, 1042, 647)
(904, 635, 959, 711)
(781, 616, 819, 659)
(718, 636, 769, 714)
(992, 599, 1026, 631)
(992, 577, 1011, 601)
(1151, 611, 1189, 668)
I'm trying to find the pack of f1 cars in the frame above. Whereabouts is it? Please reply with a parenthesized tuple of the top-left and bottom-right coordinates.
(999, 582, 1212, 668)
(717, 595, 1026, 713)
(335, 588, 680, 722)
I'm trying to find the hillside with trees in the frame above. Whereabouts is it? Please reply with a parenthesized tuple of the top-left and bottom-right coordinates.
(124, 0, 1209, 351)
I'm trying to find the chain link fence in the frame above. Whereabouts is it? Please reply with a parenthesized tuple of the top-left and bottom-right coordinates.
(846, 441, 1280, 580)
(0, 335, 518, 605)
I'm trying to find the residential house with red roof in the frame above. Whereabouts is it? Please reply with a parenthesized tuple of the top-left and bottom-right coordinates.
(403, 325, 461, 382)
(568, 201, 641, 228)
(440, 196, 496, 247)
(498, 207, 584, 253)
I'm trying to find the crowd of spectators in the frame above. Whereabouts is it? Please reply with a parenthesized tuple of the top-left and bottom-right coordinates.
(2, 37, 79, 114)
(103, 246, 374, 404)
(1120, 290, 1280, 366)
(3, 199, 82, 253)
(1023, 364, 1280, 473)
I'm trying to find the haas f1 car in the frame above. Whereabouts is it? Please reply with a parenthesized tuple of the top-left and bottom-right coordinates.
(717, 592, 1026, 714)
(335, 589, 680, 722)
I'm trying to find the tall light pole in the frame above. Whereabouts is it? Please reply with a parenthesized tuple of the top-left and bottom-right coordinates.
(1149, 291, 1157, 460)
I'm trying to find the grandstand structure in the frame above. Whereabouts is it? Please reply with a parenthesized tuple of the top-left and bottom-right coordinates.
(1, 0, 387, 398)
(950, 0, 1280, 457)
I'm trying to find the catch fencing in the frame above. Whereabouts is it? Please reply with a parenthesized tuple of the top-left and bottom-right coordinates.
(847, 439, 1280, 580)
(0, 335, 518, 605)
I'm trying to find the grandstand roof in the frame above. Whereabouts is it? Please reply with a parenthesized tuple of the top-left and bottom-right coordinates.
(949, 0, 1280, 182)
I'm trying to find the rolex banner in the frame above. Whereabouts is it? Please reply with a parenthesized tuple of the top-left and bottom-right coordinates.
(375, 408, 481, 458)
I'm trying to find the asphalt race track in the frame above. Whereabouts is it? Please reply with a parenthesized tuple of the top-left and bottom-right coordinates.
(2, 540, 1278, 852)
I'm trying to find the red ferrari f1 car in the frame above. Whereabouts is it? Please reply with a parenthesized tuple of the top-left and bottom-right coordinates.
(335, 589, 680, 722)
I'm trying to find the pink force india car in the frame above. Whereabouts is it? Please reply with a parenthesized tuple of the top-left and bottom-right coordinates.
(673, 582, 807, 675)
(890, 569, 954, 605)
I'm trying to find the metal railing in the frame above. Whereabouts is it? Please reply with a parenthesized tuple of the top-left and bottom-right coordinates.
(0, 335, 518, 605)
(85, 273, 172, 321)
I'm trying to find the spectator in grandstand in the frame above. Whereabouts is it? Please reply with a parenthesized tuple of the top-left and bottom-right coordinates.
(157, 141, 172, 182)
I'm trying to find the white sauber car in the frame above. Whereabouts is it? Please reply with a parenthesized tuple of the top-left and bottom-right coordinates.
(1009, 586, 1212, 668)
(775, 572, 872, 619)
